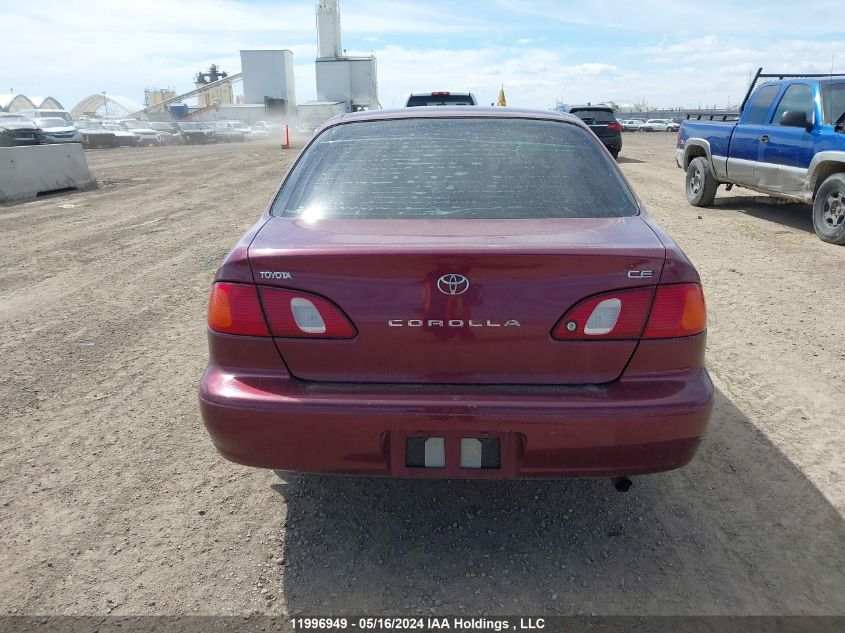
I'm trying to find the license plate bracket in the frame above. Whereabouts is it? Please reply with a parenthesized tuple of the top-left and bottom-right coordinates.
(390, 430, 519, 478)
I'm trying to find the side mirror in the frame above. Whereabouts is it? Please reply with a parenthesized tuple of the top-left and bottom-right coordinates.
(780, 110, 813, 131)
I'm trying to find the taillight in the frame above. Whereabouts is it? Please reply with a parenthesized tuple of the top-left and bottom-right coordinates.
(552, 288, 653, 340)
(552, 283, 707, 340)
(642, 283, 706, 339)
(258, 287, 356, 338)
(431, 91, 450, 96)
(208, 282, 270, 336)
(607, 122, 622, 132)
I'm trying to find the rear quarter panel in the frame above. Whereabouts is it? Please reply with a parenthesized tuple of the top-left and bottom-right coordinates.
(678, 120, 735, 167)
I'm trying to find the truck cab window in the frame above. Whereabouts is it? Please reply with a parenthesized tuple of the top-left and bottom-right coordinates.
(820, 83, 845, 124)
(771, 84, 814, 126)
(744, 85, 781, 125)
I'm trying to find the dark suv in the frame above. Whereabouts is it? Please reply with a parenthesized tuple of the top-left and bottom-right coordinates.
(565, 105, 622, 159)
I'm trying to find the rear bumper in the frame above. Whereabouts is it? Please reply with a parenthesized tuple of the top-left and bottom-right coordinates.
(599, 134, 622, 152)
(199, 363, 714, 479)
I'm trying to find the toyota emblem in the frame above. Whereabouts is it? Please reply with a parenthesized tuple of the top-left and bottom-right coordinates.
(436, 274, 470, 296)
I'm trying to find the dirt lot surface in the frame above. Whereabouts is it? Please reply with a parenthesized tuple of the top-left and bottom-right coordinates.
(1, 134, 843, 617)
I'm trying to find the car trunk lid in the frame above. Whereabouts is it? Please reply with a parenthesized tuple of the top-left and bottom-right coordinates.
(248, 216, 665, 385)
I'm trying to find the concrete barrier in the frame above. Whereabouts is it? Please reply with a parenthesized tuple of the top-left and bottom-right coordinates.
(0, 144, 96, 204)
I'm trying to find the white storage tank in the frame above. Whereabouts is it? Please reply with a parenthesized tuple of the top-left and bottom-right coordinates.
(315, 57, 378, 111)
(240, 50, 296, 111)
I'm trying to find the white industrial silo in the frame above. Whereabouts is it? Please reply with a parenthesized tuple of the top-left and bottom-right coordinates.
(316, 0, 342, 59)
(313, 0, 379, 111)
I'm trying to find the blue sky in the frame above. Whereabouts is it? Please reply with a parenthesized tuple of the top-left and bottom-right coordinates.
(2, 0, 843, 112)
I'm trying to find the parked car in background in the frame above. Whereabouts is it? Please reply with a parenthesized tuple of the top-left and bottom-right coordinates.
(176, 122, 217, 144)
(564, 105, 622, 159)
(214, 121, 246, 142)
(101, 122, 140, 147)
(646, 119, 680, 132)
(231, 121, 254, 140)
(677, 72, 845, 245)
(0, 113, 44, 146)
(115, 119, 161, 146)
(621, 119, 649, 132)
(199, 107, 713, 482)
(33, 117, 83, 144)
(405, 91, 477, 107)
(74, 120, 118, 148)
(253, 121, 280, 133)
(18, 108, 74, 125)
(149, 122, 182, 144)
(250, 125, 270, 140)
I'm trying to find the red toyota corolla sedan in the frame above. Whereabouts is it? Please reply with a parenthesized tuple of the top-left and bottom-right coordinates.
(199, 107, 713, 483)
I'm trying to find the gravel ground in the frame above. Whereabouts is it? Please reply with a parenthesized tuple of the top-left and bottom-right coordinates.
(0, 134, 843, 617)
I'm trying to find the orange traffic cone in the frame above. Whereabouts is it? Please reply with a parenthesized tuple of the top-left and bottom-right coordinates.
(282, 124, 291, 150)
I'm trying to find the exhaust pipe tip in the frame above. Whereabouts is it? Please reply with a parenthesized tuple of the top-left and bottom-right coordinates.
(611, 477, 633, 493)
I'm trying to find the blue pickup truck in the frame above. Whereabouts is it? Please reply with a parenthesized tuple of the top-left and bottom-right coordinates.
(676, 70, 845, 244)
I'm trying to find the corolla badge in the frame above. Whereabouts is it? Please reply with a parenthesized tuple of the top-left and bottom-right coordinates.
(436, 274, 470, 295)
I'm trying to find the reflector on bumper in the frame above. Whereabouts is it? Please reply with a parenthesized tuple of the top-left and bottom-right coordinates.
(405, 436, 445, 468)
(461, 438, 482, 468)
(425, 438, 445, 468)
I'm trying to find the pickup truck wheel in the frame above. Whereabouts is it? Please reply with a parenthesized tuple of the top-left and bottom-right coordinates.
(813, 173, 845, 245)
(686, 157, 718, 207)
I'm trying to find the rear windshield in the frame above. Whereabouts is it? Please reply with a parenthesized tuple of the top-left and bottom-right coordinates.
(821, 83, 845, 125)
(569, 109, 615, 123)
(406, 95, 475, 107)
(271, 118, 638, 220)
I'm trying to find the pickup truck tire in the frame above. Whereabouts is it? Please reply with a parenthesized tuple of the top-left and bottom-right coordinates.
(686, 157, 718, 207)
(813, 173, 845, 245)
